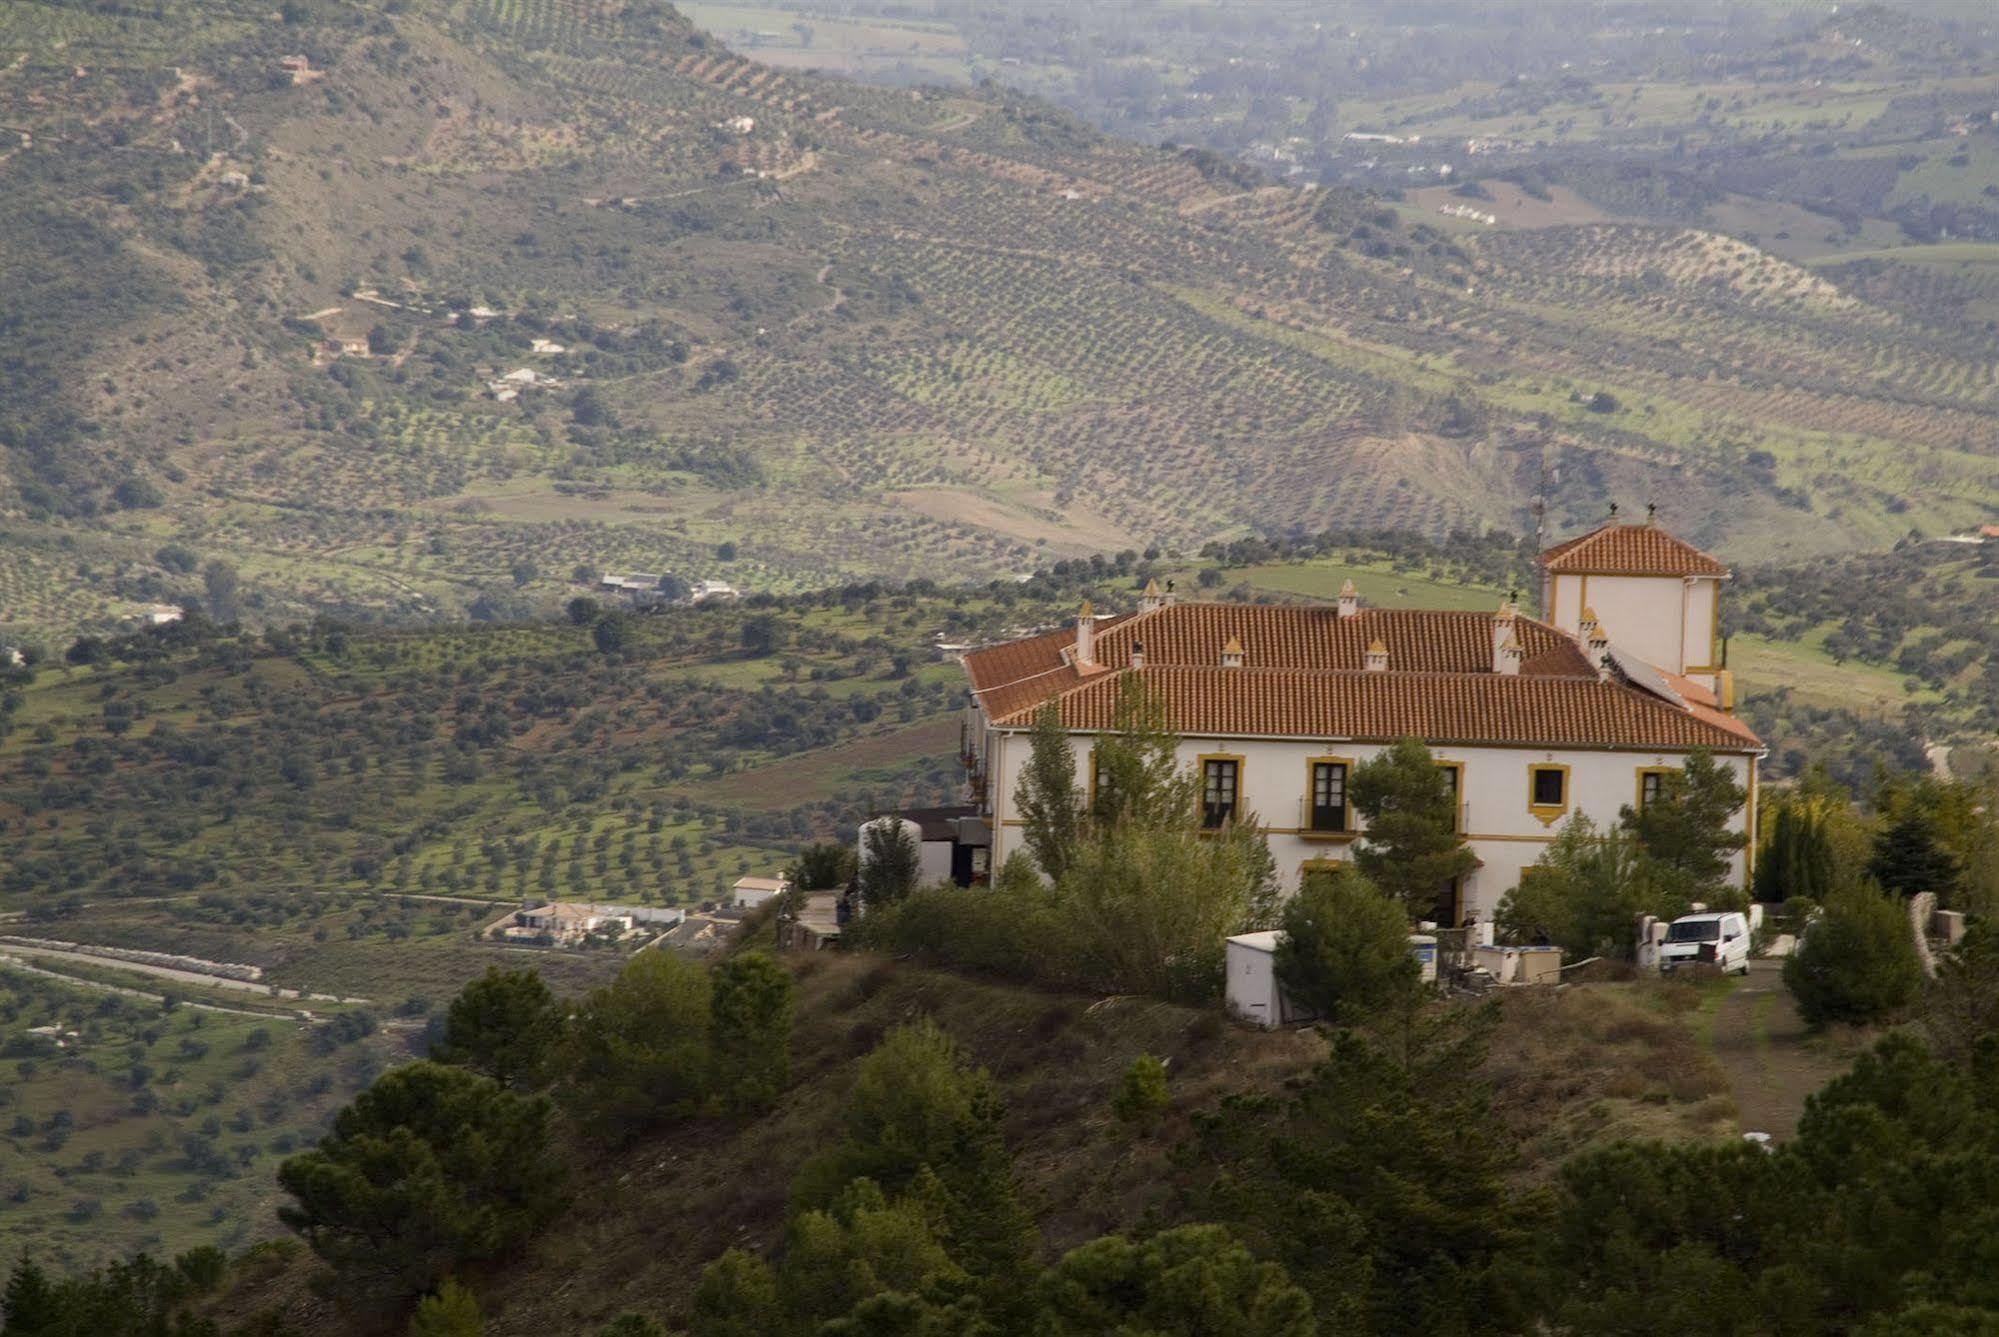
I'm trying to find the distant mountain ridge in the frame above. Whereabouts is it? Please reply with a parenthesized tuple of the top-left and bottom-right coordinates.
(0, 0, 1992, 636)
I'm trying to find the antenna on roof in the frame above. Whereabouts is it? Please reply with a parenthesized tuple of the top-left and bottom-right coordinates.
(1646, 501, 1657, 525)
(1609, 501, 1619, 519)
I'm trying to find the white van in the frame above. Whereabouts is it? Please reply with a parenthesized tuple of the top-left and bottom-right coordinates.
(1659, 911, 1752, 975)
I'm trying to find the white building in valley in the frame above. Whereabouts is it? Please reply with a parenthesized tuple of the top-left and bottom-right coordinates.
(956, 520, 1762, 925)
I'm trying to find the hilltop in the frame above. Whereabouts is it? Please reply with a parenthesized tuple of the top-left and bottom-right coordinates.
(3, 1, 1997, 637)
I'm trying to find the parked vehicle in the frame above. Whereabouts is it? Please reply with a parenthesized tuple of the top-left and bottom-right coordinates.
(1659, 911, 1752, 975)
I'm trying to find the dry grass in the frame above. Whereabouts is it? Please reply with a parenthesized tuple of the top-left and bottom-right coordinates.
(1483, 978, 1737, 1176)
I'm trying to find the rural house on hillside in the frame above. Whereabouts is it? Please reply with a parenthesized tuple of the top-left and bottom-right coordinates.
(951, 519, 1763, 926)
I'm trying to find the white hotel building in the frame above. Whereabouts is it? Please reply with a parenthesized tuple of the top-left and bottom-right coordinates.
(958, 521, 1763, 925)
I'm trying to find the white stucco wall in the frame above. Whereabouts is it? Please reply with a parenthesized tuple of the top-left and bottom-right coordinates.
(984, 729, 1755, 923)
(1545, 573, 1719, 676)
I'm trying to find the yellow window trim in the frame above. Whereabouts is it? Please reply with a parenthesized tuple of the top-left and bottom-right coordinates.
(1526, 762, 1571, 826)
(1634, 765, 1677, 812)
(1303, 754, 1354, 836)
(1197, 752, 1246, 829)
(1434, 759, 1466, 832)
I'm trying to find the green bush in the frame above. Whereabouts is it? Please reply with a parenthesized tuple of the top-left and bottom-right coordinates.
(564, 951, 712, 1139)
(709, 952, 795, 1114)
(1496, 816, 1668, 958)
(1110, 1054, 1170, 1126)
(408, 1278, 484, 1336)
(1783, 884, 1922, 1027)
(1274, 866, 1420, 1024)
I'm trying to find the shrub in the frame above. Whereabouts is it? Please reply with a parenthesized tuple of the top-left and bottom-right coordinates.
(1110, 1054, 1169, 1126)
(1496, 815, 1666, 958)
(1274, 866, 1421, 1024)
(565, 951, 712, 1139)
(1783, 884, 1922, 1027)
(408, 1278, 484, 1337)
(709, 952, 795, 1113)
(1034, 1224, 1315, 1336)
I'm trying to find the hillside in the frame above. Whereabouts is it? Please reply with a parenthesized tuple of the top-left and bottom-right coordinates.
(196, 950, 1745, 1335)
(4, 1, 1998, 639)
(0, 528, 1987, 1275)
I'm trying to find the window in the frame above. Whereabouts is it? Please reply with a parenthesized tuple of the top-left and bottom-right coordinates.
(1435, 761, 1464, 831)
(1089, 749, 1115, 812)
(1665, 918, 1721, 943)
(1308, 760, 1347, 832)
(1636, 766, 1675, 811)
(1527, 763, 1570, 823)
(1201, 757, 1241, 830)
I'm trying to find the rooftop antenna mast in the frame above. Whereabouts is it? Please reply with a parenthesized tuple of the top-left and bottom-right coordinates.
(1530, 440, 1559, 617)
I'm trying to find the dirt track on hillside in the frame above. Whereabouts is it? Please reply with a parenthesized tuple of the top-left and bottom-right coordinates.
(1707, 960, 1859, 1141)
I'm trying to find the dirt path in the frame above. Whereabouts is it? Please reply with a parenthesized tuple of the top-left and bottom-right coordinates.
(1706, 960, 1852, 1141)
(0, 941, 367, 1005)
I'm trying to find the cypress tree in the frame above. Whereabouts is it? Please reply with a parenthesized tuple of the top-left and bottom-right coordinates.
(1016, 699, 1081, 882)
(1755, 804, 1836, 904)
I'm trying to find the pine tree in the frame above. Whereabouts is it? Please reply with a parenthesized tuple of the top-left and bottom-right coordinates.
(1350, 738, 1477, 919)
(1015, 700, 1081, 881)
(1619, 748, 1748, 896)
(431, 967, 562, 1089)
(2, 1257, 57, 1335)
(1868, 808, 1960, 899)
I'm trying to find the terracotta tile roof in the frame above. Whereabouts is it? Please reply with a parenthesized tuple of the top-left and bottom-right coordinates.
(999, 665, 1760, 752)
(1087, 603, 1591, 677)
(960, 615, 1128, 724)
(961, 603, 1597, 721)
(1537, 523, 1729, 577)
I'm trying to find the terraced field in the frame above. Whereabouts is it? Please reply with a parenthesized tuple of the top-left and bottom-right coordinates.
(1, 0, 1996, 642)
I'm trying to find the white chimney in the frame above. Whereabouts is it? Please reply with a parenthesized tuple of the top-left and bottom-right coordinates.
(1581, 606, 1612, 681)
(1491, 599, 1517, 672)
(1221, 636, 1244, 669)
(1138, 578, 1164, 614)
(1130, 640, 1145, 670)
(1364, 639, 1388, 672)
(1496, 631, 1522, 676)
(1075, 601, 1095, 668)
(1337, 578, 1360, 620)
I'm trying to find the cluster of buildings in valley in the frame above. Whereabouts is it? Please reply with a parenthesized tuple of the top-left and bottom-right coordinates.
(482, 875, 795, 956)
(918, 518, 1761, 930)
(595, 572, 740, 605)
